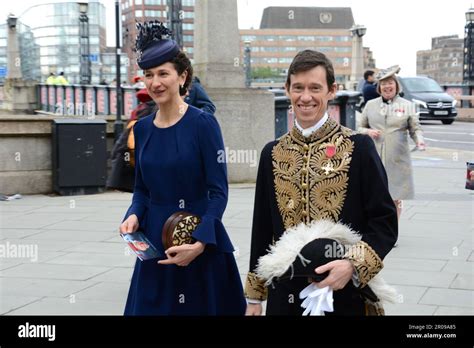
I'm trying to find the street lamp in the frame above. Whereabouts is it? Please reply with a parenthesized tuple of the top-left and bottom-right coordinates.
(349, 24, 367, 90)
(244, 40, 251, 88)
(466, 8, 474, 22)
(464, 8, 474, 86)
(351, 25, 366, 37)
(114, 0, 123, 143)
(7, 14, 17, 29)
(78, 2, 88, 14)
(78, 2, 91, 84)
(6, 13, 21, 79)
(168, 0, 183, 49)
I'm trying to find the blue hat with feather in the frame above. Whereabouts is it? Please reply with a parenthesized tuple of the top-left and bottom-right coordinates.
(134, 21, 180, 70)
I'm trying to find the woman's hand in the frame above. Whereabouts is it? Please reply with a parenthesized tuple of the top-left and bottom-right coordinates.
(416, 142, 426, 151)
(158, 241, 205, 266)
(367, 129, 382, 139)
(120, 214, 139, 234)
(245, 303, 263, 316)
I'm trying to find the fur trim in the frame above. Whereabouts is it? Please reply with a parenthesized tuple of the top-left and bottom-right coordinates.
(255, 220, 360, 284)
(367, 274, 399, 304)
(255, 220, 398, 304)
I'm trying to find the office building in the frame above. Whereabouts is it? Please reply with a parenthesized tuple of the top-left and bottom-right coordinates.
(417, 35, 463, 84)
(122, 0, 195, 83)
(239, 7, 376, 86)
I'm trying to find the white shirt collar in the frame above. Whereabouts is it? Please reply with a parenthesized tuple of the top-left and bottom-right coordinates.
(295, 113, 329, 137)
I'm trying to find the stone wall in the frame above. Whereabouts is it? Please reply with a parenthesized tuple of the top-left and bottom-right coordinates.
(208, 88, 275, 183)
(0, 102, 275, 194)
(0, 114, 120, 195)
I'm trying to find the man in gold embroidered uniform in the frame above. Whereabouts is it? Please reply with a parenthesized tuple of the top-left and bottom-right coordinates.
(245, 50, 398, 315)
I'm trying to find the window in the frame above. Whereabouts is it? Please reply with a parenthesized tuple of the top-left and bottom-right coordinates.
(136, 10, 143, 17)
(135, 0, 143, 4)
(241, 35, 256, 42)
(183, 0, 195, 6)
(144, 10, 162, 17)
(183, 35, 193, 42)
(334, 47, 351, 52)
(334, 36, 349, 42)
(144, 0, 163, 5)
(297, 36, 314, 41)
(183, 11, 194, 18)
(183, 23, 194, 30)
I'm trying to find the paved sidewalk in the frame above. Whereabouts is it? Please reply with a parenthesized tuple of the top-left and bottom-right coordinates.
(0, 147, 472, 315)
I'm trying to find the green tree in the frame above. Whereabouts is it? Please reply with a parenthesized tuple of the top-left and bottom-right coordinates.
(251, 66, 279, 79)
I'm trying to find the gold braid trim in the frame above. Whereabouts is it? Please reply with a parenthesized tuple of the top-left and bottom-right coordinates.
(272, 118, 354, 230)
(365, 300, 385, 316)
(244, 272, 268, 301)
(344, 241, 383, 287)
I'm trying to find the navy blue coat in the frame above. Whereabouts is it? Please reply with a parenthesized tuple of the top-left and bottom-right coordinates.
(123, 105, 246, 315)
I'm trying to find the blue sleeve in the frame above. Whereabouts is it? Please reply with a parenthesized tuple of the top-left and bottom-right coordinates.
(363, 84, 379, 102)
(189, 83, 216, 115)
(192, 113, 234, 253)
(123, 122, 149, 227)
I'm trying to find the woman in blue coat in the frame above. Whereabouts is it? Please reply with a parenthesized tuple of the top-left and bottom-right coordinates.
(119, 21, 246, 315)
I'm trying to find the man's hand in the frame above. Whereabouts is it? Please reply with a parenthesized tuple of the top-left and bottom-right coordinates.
(313, 259, 354, 291)
(158, 242, 205, 266)
(245, 303, 263, 316)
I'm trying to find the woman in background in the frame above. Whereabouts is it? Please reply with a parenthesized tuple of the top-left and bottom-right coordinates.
(358, 65, 425, 222)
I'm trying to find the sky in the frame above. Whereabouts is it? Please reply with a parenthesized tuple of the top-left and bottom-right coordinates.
(0, 0, 471, 76)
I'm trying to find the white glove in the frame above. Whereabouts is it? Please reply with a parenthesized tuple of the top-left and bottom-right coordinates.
(299, 283, 334, 316)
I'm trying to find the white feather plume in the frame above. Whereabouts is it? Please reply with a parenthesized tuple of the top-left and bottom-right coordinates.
(255, 219, 398, 305)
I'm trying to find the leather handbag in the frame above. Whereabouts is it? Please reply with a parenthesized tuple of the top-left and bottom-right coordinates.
(162, 211, 201, 250)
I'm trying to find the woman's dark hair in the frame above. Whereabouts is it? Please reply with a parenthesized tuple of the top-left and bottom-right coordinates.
(170, 51, 193, 96)
(286, 50, 335, 90)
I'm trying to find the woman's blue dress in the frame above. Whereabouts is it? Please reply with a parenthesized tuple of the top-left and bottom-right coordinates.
(123, 105, 246, 315)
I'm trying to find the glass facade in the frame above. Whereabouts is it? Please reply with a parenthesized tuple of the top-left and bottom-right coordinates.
(100, 53, 129, 85)
(0, 22, 40, 83)
(15, 1, 107, 84)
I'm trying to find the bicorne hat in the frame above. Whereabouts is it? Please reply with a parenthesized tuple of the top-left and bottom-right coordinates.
(255, 220, 398, 305)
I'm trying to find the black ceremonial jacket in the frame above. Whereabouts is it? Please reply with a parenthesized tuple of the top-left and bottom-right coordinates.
(245, 117, 398, 315)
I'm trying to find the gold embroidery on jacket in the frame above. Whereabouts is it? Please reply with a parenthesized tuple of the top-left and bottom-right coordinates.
(272, 118, 354, 229)
(344, 241, 384, 286)
(244, 272, 268, 301)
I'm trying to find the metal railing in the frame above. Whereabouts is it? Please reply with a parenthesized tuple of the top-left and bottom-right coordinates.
(36, 84, 142, 117)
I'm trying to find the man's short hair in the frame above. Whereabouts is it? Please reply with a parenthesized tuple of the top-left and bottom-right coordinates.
(286, 50, 335, 90)
(364, 70, 375, 80)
